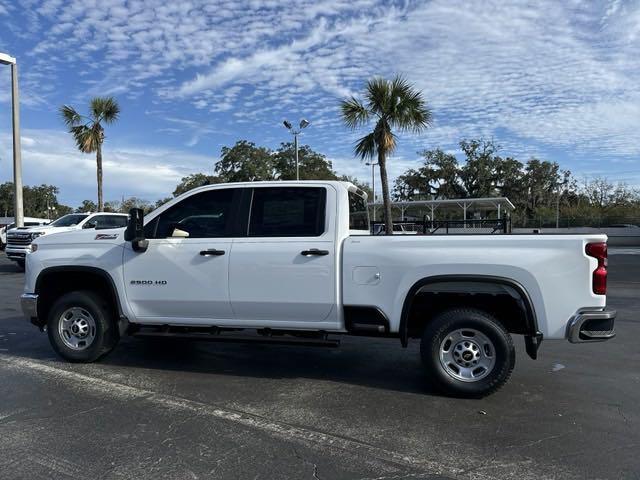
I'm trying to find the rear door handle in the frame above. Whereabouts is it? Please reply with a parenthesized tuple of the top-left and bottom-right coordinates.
(200, 249, 226, 256)
(301, 249, 329, 256)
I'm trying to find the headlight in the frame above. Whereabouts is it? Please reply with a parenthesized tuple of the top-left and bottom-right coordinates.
(30, 232, 44, 240)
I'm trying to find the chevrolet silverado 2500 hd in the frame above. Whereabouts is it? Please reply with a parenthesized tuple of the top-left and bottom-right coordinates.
(20, 181, 615, 397)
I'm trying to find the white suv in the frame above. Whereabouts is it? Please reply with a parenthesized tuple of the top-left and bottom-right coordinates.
(6, 212, 128, 269)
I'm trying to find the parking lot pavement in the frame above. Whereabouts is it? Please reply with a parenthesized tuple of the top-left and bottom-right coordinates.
(0, 253, 638, 480)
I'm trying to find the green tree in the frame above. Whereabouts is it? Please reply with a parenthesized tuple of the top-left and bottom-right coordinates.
(494, 156, 524, 201)
(155, 197, 172, 209)
(523, 158, 562, 216)
(393, 169, 430, 201)
(173, 173, 219, 197)
(459, 139, 499, 198)
(216, 140, 275, 182)
(273, 143, 338, 180)
(119, 196, 154, 214)
(0, 182, 14, 217)
(418, 148, 465, 199)
(341, 76, 432, 234)
(76, 200, 97, 213)
(0, 182, 70, 218)
(60, 97, 120, 211)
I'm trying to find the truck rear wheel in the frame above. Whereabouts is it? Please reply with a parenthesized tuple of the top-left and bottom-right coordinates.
(420, 308, 515, 398)
(47, 290, 119, 362)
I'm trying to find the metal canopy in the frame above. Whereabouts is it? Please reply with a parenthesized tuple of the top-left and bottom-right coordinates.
(370, 197, 515, 221)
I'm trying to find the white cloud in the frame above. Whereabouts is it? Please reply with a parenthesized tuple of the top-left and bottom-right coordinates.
(0, 129, 213, 207)
(1, 0, 639, 192)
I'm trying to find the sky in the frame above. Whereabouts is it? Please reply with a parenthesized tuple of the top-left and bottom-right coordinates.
(0, 0, 638, 208)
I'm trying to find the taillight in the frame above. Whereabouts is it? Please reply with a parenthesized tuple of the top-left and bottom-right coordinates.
(585, 242, 607, 295)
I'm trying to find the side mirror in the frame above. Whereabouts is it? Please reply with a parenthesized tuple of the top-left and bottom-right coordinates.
(82, 221, 96, 229)
(125, 208, 148, 252)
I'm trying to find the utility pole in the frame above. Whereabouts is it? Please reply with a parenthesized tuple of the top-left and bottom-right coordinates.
(0, 52, 24, 227)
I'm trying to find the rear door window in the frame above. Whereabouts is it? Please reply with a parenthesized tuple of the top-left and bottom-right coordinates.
(248, 187, 326, 237)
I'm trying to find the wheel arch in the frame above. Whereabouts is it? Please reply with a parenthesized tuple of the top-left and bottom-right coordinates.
(34, 266, 124, 328)
(399, 275, 541, 354)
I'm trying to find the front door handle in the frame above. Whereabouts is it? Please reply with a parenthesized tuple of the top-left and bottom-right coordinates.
(200, 249, 226, 256)
(301, 249, 329, 256)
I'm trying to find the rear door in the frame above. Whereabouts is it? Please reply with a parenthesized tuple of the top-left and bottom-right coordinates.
(229, 186, 338, 328)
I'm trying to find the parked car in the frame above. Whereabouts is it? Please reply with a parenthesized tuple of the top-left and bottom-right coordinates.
(0, 217, 51, 250)
(6, 212, 128, 270)
(20, 181, 615, 397)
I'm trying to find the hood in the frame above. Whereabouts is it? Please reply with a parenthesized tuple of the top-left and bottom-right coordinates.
(34, 227, 125, 245)
(9, 225, 78, 235)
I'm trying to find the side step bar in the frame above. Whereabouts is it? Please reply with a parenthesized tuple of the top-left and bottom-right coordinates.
(131, 330, 341, 348)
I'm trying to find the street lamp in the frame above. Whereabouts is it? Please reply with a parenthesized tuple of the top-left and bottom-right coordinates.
(0, 52, 24, 228)
(282, 118, 310, 181)
(365, 161, 378, 220)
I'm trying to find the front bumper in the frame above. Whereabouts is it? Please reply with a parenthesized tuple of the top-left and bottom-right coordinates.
(21, 293, 38, 319)
(5, 246, 28, 260)
(567, 309, 616, 343)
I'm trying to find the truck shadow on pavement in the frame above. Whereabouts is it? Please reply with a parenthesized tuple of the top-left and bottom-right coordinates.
(99, 336, 442, 396)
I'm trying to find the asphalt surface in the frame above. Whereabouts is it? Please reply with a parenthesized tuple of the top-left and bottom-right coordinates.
(0, 252, 638, 480)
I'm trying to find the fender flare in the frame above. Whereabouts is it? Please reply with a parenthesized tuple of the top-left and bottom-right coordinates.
(399, 274, 540, 348)
(35, 266, 125, 319)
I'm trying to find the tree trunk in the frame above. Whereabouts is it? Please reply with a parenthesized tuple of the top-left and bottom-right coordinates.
(378, 149, 394, 235)
(96, 142, 103, 212)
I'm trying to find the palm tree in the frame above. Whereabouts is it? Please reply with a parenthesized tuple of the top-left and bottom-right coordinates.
(341, 76, 432, 234)
(60, 97, 120, 211)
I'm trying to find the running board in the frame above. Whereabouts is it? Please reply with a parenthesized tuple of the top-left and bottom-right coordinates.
(132, 331, 341, 348)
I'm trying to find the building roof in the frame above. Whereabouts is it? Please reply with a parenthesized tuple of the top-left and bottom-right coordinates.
(370, 197, 515, 211)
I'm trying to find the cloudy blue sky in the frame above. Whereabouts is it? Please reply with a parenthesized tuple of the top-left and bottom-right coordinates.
(0, 0, 638, 208)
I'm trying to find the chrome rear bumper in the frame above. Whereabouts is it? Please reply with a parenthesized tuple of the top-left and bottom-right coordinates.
(567, 309, 616, 343)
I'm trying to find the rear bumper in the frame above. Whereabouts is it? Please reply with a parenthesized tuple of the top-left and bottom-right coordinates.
(567, 309, 616, 343)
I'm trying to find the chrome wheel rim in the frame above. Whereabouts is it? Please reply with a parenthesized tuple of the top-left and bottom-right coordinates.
(439, 328, 496, 382)
(58, 307, 96, 351)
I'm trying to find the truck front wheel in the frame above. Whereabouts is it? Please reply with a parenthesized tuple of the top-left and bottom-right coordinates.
(420, 308, 515, 398)
(47, 291, 119, 362)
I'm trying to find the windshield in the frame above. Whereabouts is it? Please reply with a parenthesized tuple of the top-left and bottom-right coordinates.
(50, 214, 89, 227)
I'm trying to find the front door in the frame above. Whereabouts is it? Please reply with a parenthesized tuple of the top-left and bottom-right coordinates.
(229, 186, 338, 328)
(123, 188, 239, 323)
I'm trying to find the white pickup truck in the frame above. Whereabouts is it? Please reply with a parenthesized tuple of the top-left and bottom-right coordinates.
(20, 181, 615, 397)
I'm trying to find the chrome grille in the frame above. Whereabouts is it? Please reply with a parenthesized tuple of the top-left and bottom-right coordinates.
(7, 233, 33, 247)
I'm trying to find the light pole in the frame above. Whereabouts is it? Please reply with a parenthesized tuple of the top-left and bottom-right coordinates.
(0, 52, 24, 228)
(365, 161, 378, 221)
(283, 119, 310, 181)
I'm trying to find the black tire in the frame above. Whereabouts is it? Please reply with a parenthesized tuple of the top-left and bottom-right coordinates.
(420, 308, 515, 398)
(47, 290, 119, 362)
(16, 259, 25, 271)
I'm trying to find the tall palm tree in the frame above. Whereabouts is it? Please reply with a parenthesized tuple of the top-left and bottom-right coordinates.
(341, 76, 432, 234)
(60, 97, 120, 211)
